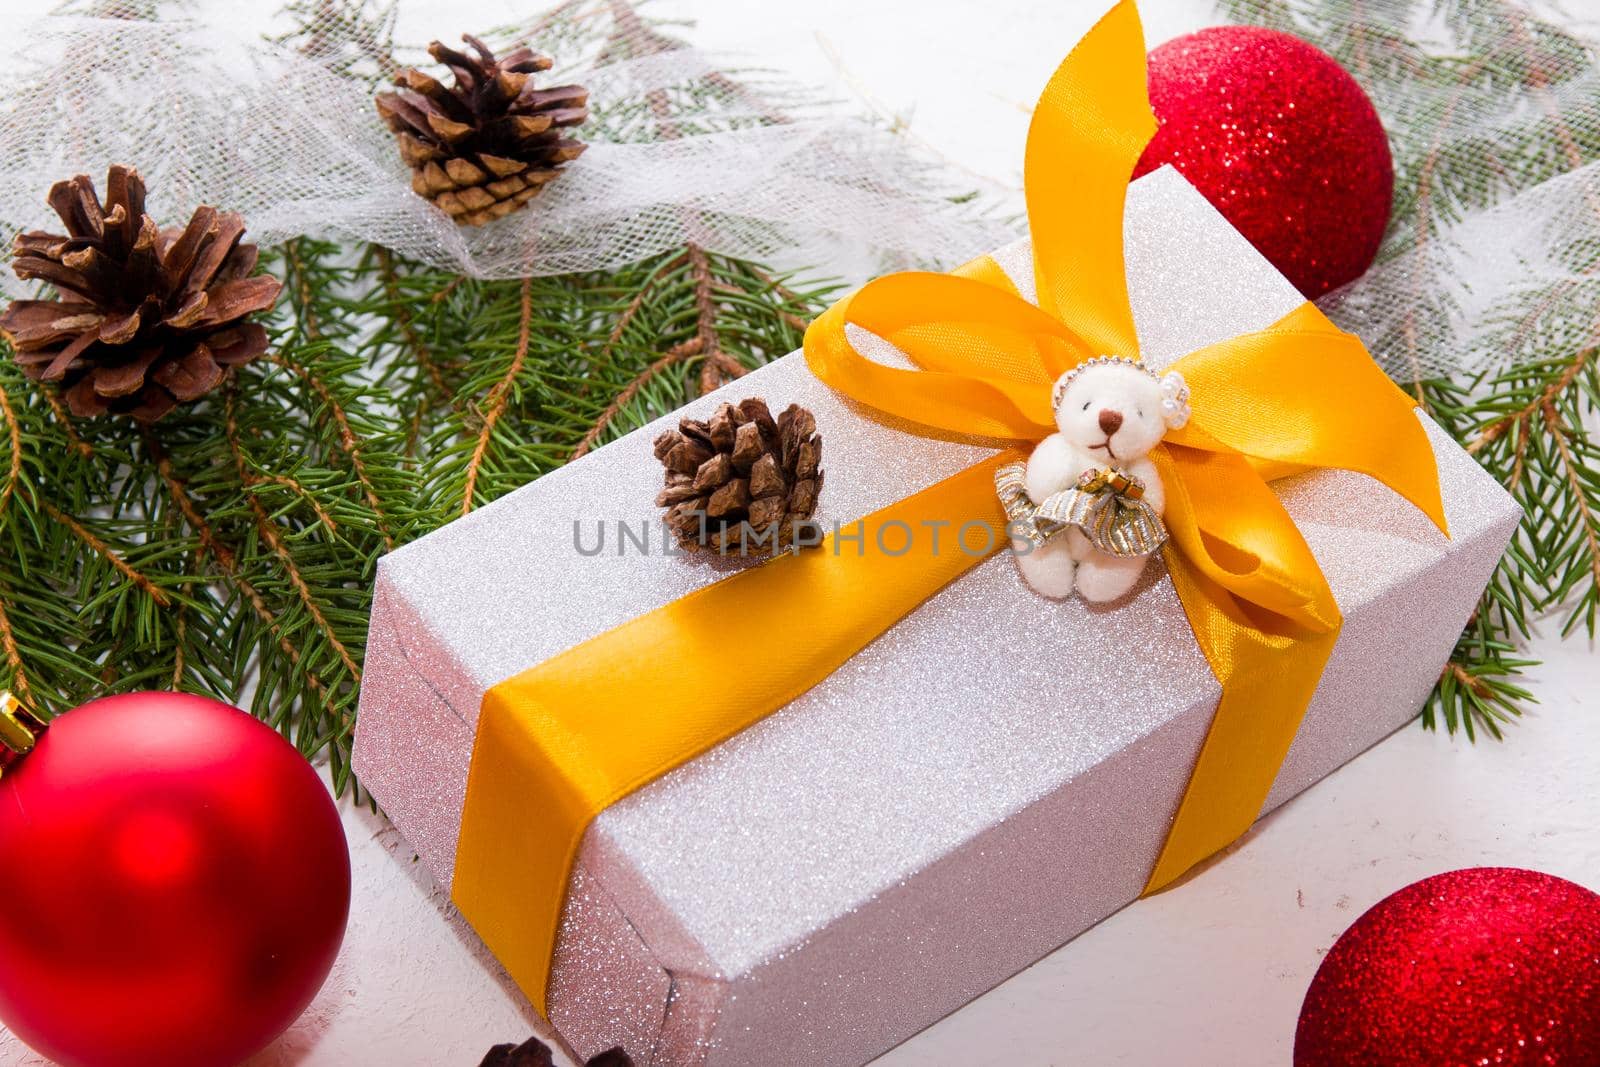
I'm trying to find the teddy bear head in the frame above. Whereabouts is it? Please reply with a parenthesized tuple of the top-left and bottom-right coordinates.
(1051, 357, 1190, 463)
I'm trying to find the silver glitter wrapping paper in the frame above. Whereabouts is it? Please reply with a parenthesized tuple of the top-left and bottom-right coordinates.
(351, 168, 1520, 1067)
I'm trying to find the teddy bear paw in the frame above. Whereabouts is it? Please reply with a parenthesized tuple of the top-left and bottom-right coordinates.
(1074, 555, 1145, 603)
(1015, 541, 1077, 599)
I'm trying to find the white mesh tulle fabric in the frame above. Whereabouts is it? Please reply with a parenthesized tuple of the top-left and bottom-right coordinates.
(1256, 0, 1600, 382)
(3, 0, 1596, 385)
(0, 1, 1014, 294)
(1325, 160, 1600, 383)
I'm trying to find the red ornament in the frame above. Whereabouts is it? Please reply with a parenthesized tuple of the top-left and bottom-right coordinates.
(1296, 867, 1600, 1066)
(1134, 26, 1393, 299)
(0, 691, 350, 1067)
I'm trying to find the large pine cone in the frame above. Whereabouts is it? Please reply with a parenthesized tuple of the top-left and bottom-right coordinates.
(654, 398, 823, 555)
(377, 36, 588, 227)
(0, 165, 280, 421)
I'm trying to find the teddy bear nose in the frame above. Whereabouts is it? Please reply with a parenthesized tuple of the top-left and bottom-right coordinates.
(1098, 409, 1124, 435)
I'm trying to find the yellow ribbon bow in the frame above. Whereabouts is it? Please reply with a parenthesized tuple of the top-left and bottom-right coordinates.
(451, 0, 1447, 1016)
(803, 0, 1447, 890)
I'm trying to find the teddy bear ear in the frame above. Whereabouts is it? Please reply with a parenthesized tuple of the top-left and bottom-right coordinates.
(1159, 370, 1191, 429)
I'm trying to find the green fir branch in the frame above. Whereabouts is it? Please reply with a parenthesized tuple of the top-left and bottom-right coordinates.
(1223, 0, 1600, 737)
(0, 0, 836, 792)
(0, 234, 832, 792)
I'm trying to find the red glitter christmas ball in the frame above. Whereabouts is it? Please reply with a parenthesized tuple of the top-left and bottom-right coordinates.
(1134, 25, 1393, 299)
(1295, 867, 1600, 1066)
(0, 692, 351, 1067)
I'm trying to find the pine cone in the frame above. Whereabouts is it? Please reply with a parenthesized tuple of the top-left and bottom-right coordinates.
(654, 398, 823, 555)
(377, 36, 588, 227)
(0, 165, 280, 421)
(476, 1036, 632, 1067)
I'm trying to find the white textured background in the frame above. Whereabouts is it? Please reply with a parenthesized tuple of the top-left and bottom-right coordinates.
(1, 1, 1597, 1065)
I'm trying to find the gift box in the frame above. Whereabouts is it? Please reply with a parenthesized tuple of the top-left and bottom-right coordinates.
(352, 158, 1519, 1064)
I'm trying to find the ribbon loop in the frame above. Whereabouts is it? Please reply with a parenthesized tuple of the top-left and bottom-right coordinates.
(1170, 304, 1448, 534)
(1025, 0, 1157, 357)
(804, 295, 1058, 442)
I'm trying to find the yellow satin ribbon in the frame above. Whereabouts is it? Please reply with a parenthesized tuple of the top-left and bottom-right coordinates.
(455, 461, 1011, 1013)
(452, 0, 1447, 1014)
(800, 1, 1445, 890)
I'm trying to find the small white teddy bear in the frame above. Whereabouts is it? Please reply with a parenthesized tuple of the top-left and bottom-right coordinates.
(1013, 357, 1190, 602)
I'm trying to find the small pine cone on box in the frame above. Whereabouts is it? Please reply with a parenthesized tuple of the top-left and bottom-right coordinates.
(477, 1035, 632, 1067)
(0, 165, 280, 420)
(654, 398, 823, 556)
(377, 35, 588, 227)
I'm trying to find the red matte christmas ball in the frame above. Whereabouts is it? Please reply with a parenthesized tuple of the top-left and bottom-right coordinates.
(0, 691, 351, 1067)
(1134, 25, 1393, 298)
(1296, 867, 1600, 1066)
